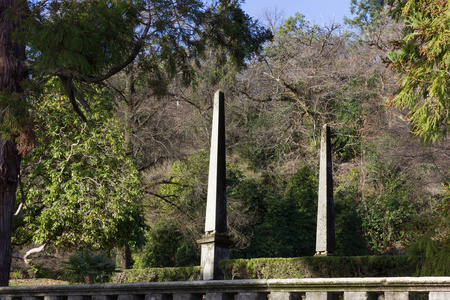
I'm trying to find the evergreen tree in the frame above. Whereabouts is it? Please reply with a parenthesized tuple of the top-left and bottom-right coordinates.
(0, 0, 27, 286)
(0, 0, 270, 286)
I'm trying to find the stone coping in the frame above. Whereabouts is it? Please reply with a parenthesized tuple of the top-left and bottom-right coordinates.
(2, 277, 450, 296)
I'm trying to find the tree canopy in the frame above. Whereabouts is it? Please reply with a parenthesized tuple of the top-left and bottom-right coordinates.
(349, 0, 450, 142)
(14, 80, 146, 251)
(0, 0, 272, 286)
(2, 0, 450, 286)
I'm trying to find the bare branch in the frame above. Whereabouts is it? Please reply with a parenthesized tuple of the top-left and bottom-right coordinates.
(146, 191, 196, 222)
(23, 244, 47, 264)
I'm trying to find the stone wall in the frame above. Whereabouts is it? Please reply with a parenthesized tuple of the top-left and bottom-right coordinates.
(2, 277, 450, 300)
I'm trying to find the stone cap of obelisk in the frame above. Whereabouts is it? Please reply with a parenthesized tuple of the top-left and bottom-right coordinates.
(204, 90, 227, 235)
(315, 124, 336, 256)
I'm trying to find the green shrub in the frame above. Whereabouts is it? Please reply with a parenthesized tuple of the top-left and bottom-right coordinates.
(133, 223, 199, 268)
(111, 266, 201, 283)
(233, 166, 318, 259)
(334, 169, 368, 256)
(10, 264, 53, 279)
(63, 250, 116, 284)
(361, 155, 431, 254)
(31, 264, 53, 279)
(220, 256, 417, 279)
(406, 186, 450, 276)
(408, 236, 450, 276)
(113, 256, 420, 283)
(10, 269, 30, 280)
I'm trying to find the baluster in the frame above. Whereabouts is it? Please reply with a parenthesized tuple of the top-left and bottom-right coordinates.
(270, 292, 304, 299)
(384, 292, 409, 300)
(144, 295, 171, 300)
(428, 292, 450, 300)
(117, 295, 144, 300)
(92, 296, 115, 300)
(172, 294, 202, 300)
(344, 292, 371, 300)
(305, 292, 343, 300)
(68, 296, 90, 300)
(204, 293, 234, 300)
(236, 293, 268, 300)
(45, 297, 67, 300)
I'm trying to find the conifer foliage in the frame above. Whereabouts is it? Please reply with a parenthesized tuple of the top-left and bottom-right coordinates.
(387, 0, 450, 142)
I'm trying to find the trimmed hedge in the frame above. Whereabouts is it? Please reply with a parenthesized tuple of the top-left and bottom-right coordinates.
(111, 256, 418, 283)
(111, 266, 201, 283)
(220, 256, 418, 279)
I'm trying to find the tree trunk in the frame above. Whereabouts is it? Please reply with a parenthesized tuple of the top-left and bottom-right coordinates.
(0, 0, 26, 287)
(0, 142, 20, 286)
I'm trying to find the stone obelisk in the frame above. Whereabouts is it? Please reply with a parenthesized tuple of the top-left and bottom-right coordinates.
(197, 90, 231, 280)
(315, 124, 336, 256)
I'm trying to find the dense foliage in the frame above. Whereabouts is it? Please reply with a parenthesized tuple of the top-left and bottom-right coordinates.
(5, 0, 450, 281)
(14, 81, 147, 251)
(387, 0, 450, 142)
(221, 256, 417, 279)
(0, 0, 271, 285)
(114, 255, 417, 282)
(348, 0, 450, 273)
(126, 6, 450, 268)
(112, 266, 201, 283)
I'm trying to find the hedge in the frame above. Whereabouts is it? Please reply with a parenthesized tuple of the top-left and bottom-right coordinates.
(111, 256, 418, 283)
(220, 256, 418, 279)
(111, 266, 201, 283)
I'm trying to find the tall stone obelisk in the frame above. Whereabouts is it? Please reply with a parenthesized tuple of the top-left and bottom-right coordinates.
(197, 90, 231, 280)
(315, 124, 336, 256)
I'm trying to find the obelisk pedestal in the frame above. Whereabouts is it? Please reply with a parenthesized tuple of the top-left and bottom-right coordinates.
(197, 233, 231, 280)
(315, 124, 336, 256)
(197, 90, 231, 280)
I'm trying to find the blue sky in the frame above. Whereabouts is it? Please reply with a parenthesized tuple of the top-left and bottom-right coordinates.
(241, 0, 354, 25)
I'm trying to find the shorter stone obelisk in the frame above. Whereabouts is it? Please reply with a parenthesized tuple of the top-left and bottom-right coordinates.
(315, 124, 336, 256)
(197, 90, 231, 280)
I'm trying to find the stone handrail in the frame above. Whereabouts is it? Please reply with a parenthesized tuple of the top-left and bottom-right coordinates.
(1, 277, 450, 299)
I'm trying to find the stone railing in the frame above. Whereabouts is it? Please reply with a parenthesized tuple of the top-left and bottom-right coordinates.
(2, 277, 450, 300)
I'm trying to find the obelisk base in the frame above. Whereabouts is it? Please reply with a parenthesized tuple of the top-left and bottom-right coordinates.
(314, 250, 334, 256)
(197, 233, 232, 280)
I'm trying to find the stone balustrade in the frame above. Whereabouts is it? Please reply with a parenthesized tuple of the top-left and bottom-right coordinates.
(2, 277, 450, 300)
